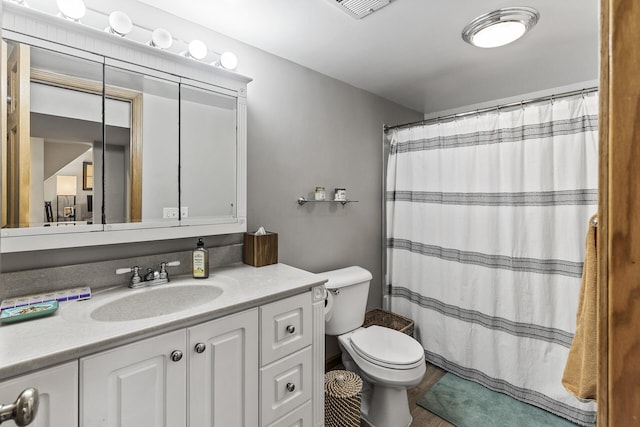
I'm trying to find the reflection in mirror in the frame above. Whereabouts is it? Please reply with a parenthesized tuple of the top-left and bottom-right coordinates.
(1, 39, 103, 231)
(180, 84, 237, 222)
(103, 65, 179, 226)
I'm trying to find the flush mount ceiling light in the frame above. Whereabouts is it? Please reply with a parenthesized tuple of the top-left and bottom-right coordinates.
(56, 0, 86, 22)
(462, 7, 539, 48)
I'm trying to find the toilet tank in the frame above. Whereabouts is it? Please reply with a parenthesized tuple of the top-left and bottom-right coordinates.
(321, 266, 373, 336)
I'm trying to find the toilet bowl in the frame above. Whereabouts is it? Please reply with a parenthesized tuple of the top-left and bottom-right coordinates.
(321, 266, 426, 427)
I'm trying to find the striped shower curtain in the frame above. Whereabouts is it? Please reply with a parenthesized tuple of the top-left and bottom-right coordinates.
(385, 93, 598, 426)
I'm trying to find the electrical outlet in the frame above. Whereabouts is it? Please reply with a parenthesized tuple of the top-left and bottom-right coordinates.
(181, 206, 189, 218)
(163, 207, 179, 219)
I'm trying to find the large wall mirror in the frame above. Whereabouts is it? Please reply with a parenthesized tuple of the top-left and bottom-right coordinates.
(1, 20, 249, 252)
(103, 63, 180, 228)
(1, 39, 104, 234)
(181, 82, 238, 224)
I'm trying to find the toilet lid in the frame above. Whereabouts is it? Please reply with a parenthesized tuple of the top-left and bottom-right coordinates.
(350, 326, 424, 369)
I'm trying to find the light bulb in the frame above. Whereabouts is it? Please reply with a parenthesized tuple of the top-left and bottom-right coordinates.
(147, 28, 173, 49)
(57, 0, 86, 22)
(105, 11, 132, 37)
(219, 51, 238, 70)
(183, 40, 207, 60)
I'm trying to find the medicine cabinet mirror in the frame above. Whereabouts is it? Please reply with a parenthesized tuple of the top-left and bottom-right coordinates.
(1, 40, 104, 234)
(1, 13, 250, 253)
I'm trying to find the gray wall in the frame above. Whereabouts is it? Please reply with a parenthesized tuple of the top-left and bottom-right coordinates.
(2, 1, 422, 317)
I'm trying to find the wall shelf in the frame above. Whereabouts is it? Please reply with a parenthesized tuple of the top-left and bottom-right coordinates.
(297, 197, 358, 206)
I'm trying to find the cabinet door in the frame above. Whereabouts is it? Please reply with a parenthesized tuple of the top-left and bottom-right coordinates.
(188, 308, 258, 427)
(0, 361, 78, 427)
(80, 329, 187, 427)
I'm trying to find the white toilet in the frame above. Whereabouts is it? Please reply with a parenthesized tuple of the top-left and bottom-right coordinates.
(322, 266, 426, 427)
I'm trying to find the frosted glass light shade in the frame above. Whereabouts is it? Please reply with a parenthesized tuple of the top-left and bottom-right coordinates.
(219, 52, 238, 70)
(148, 28, 173, 49)
(56, 175, 77, 196)
(471, 21, 526, 48)
(57, 0, 86, 21)
(184, 40, 207, 60)
(105, 11, 133, 37)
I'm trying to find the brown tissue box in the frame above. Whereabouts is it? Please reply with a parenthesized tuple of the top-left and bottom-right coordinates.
(243, 231, 278, 267)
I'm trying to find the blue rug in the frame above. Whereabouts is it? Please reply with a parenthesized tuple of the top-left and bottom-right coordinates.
(417, 373, 578, 427)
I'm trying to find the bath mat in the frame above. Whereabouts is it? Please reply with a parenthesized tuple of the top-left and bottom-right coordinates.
(417, 373, 578, 427)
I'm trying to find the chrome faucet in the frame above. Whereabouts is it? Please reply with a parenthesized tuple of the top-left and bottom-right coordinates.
(116, 261, 181, 288)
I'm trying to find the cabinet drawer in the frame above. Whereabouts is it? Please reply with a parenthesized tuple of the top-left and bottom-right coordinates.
(265, 400, 312, 427)
(260, 347, 312, 426)
(260, 292, 312, 365)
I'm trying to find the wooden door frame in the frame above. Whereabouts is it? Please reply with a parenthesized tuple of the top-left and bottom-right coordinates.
(598, 0, 640, 424)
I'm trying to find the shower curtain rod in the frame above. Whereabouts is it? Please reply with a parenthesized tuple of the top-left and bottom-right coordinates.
(384, 86, 599, 132)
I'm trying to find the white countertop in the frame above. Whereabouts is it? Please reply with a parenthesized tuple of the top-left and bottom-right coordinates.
(0, 263, 326, 380)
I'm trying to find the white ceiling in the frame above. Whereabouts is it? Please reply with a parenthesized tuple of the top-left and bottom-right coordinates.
(141, 0, 599, 114)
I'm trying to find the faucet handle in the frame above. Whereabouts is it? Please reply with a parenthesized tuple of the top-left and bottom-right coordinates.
(116, 266, 138, 275)
(161, 261, 181, 268)
(116, 266, 143, 287)
(159, 261, 181, 280)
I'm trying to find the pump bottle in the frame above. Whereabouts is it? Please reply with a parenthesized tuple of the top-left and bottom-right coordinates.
(192, 238, 209, 278)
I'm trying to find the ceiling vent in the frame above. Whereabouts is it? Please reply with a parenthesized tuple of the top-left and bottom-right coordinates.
(330, 0, 392, 19)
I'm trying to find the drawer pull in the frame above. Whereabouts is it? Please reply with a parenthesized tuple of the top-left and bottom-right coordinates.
(170, 350, 183, 362)
(286, 325, 296, 334)
(194, 343, 206, 354)
(286, 382, 296, 393)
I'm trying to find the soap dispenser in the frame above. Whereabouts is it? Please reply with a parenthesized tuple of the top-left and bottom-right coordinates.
(192, 238, 209, 279)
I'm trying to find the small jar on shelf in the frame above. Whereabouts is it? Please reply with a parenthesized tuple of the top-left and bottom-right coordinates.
(314, 186, 326, 201)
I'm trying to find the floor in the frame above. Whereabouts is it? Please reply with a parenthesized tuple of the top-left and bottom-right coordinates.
(354, 362, 454, 427)
(406, 363, 454, 427)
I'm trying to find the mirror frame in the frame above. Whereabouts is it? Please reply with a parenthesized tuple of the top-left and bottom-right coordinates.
(1, 3, 251, 253)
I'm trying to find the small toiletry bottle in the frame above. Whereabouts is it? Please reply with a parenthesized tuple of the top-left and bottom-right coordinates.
(192, 238, 209, 279)
(315, 186, 326, 201)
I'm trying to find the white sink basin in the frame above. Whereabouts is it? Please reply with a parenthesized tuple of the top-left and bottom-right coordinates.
(88, 284, 223, 322)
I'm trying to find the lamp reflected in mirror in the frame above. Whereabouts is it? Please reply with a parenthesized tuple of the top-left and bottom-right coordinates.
(56, 175, 77, 222)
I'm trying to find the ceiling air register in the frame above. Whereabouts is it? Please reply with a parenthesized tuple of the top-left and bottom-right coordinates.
(330, 0, 392, 19)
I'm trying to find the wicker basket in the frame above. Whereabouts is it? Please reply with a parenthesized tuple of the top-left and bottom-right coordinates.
(324, 370, 362, 427)
(363, 308, 415, 337)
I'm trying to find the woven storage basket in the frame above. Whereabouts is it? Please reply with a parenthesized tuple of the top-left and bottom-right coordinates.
(363, 308, 415, 337)
(324, 370, 362, 427)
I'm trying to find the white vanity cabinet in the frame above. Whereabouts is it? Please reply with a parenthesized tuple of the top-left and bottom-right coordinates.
(260, 292, 314, 426)
(0, 361, 78, 427)
(80, 310, 258, 427)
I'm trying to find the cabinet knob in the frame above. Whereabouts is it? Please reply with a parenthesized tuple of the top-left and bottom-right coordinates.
(0, 387, 39, 426)
(286, 325, 296, 334)
(286, 383, 296, 393)
(170, 350, 183, 362)
(194, 343, 206, 354)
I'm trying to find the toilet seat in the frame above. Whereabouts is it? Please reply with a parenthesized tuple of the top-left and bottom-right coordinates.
(350, 326, 424, 370)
